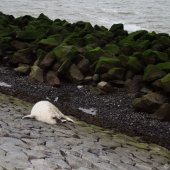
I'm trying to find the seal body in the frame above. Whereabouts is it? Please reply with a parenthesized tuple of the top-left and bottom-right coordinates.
(22, 101, 74, 124)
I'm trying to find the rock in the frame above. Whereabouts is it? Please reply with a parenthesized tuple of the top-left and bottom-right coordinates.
(29, 66, 44, 82)
(39, 36, 62, 47)
(143, 65, 166, 82)
(156, 61, 170, 72)
(46, 71, 60, 87)
(110, 23, 124, 32)
(107, 67, 125, 80)
(77, 58, 90, 74)
(97, 81, 112, 92)
(14, 64, 30, 74)
(127, 56, 143, 73)
(132, 92, 167, 113)
(95, 56, 121, 74)
(52, 62, 60, 71)
(104, 43, 120, 56)
(83, 76, 93, 84)
(69, 64, 84, 82)
(11, 48, 34, 64)
(152, 103, 170, 121)
(125, 75, 143, 93)
(160, 73, 170, 92)
(92, 74, 100, 83)
(39, 52, 55, 69)
(142, 50, 169, 65)
(11, 40, 29, 50)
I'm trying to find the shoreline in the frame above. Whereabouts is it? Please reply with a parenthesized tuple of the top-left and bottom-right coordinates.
(0, 66, 170, 149)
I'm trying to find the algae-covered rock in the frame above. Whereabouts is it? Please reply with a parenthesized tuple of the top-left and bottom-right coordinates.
(156, 62, 170, 72)
(104, 43, 120, 56)
(69, 64, 84, 82)
(14, 64, 30, 74)
(39, 35, 62, 47)
(107, 67, 125, 80)
(53, 44, 78, 63)
(39, 51, 55, 69)
(95, 56, 121, 74)
(127, 56, 143, 73)
(160, 73, 170, 92)
(46, 71, 60, 87)
(110, 23, 124, 32)
(29, 66, 44, 82)
(85, 47, 106, 62)
(142, 49, 169, 65)
(11, 40, 29, 50)
(153, 103, 170, 121)
(11, 48, 34, 64)
(133, 92, 167, 113)
(34, 49, 46, 66)
(143, 65, 166, 82)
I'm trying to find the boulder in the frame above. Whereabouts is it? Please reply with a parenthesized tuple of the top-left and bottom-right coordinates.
(132, 92, 167, 113)
(95, 56, 121, 74)
(152, 103, 170, 121)
(69, 64, 84, 82)
(156, 62, 170, 72)
(39, 51, 55, 69)
(127, 56, 143, 73)
(14, 64, 30, 74)
(92, 74, 100, 83)
(97, 81, 112, 92)
(143, 65, 166, 82)
(104, 43, 120, 56)
(125, 75, 143, 93)
(110, 23, 124, 33)
(46, 71, 60, 87)
(77, 58, 90, 74)
(11, 48, 34, 64)
(11, 40, 29, 50)
(34, 49, 46, 66)
(29, 66, 44, 82)
(160, 73, 170, 92)
(52, 62, 60, 71)
(83, 76, 93, 84)
(107, 67, 125, 80)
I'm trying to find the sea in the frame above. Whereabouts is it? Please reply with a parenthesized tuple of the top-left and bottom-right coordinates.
(0, 0, 170, 33)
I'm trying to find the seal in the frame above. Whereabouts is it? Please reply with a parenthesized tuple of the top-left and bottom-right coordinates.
(22, 101, 74, 124)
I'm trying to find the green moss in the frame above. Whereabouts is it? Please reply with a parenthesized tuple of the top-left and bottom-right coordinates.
(143, 65, 166, 82)
(104, 43, 120, 56)
(127, 56, 143, 73)
(160, 73, 170, 92)
(95, 56, 121, 73)
(156, 62, 170, 72)
(107, 67, 125, 80)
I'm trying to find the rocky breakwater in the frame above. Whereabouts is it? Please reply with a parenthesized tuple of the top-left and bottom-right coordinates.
(0, 12, 170, 144)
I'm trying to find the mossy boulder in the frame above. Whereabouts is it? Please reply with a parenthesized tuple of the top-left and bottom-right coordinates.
(29, 66, 44, 82)
(127, 56, 143, 73)
(160, 73, 170, 92)
(110, 23, 124, 33)
(39, 51, 55, 69)
(11, 48, 34, 64)
(34, 49, 46, 66)
(69, 64, 84, 82)
(104, 43, 120, 56)
(133, 92, 167, 113)
(85, 47, 106, 63)
(53, 44, 79, 63)
(156, 62, 170, 72)
(107, 67, 125, 80)
(95, 56, 121, 74)
(142, 50, 169, 65)
(16, 25, 44, 41)
(143, 65, 166, 82)
(39, 35, 62, 47)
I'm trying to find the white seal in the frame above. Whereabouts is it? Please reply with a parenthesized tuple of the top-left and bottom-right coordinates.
(22, 101, 74, 124)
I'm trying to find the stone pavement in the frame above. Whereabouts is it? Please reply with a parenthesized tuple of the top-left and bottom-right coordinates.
(0, 93, 169, 170)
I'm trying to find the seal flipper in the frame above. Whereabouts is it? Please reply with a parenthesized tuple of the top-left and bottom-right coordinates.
(22, 115, 36, 119)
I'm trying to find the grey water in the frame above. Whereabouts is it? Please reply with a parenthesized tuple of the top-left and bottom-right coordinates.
(0, 0, 170, 33)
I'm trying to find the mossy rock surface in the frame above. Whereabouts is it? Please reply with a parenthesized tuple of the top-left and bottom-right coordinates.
(160, 73, 170, 92)
(156, 62, 170, 72)
(127, 56, 143, 73)
(104, 43, 120, 56)
(143, 65, 166, 82)
(107, 67, 125, 80)
(95, 56, 121, 74)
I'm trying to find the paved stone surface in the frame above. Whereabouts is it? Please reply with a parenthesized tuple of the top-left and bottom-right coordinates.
(0, 92, 169, 170)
